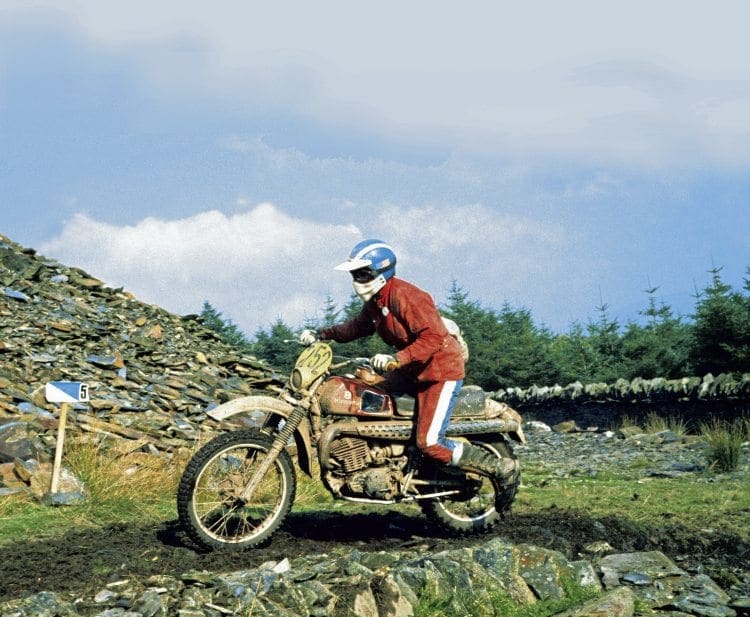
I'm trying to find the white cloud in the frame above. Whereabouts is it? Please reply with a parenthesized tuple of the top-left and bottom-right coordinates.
(40, 205, 362, 332)
(369, 203, 581, 324)
(39, 202, 587, 334)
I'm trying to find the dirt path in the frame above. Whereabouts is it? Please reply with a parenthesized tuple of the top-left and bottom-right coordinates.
(1, 506, 746, 603)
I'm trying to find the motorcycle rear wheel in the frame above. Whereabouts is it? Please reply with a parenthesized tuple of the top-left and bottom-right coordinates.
(420, 439, 519, 535)
(177, 429, 296, 551)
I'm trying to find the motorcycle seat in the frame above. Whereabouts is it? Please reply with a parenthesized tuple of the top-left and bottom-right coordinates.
(394, 385, 488, 418)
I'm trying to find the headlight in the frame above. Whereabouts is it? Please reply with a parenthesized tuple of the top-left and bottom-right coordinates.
(290, 368, 303, 391)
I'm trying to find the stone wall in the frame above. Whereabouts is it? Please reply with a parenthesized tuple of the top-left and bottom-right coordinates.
(493, 374, 750, 430)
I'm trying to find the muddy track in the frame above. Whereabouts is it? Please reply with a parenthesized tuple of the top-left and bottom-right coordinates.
(1, 506, 747, 603)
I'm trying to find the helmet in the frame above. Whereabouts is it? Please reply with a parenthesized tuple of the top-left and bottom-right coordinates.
(335, 239, 397, 301)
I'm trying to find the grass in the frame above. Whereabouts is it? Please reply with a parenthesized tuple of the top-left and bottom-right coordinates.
(620, 412, 689, 436)
(0, 439, 183, 545)
(700, 416, 750, 473)
(517, 465, 750, 530)
(414, 576, 600, 617)
(1, 432, 748, 545)
(643, 412, 689, 436)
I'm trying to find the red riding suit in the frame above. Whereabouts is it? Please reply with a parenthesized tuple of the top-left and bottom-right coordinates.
(319, 277, 465, 464)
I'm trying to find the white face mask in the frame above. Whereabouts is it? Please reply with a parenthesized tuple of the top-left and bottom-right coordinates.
(352, 274, 387, 302)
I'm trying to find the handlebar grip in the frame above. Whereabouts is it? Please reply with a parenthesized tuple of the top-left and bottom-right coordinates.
(385, 361, 400, 371)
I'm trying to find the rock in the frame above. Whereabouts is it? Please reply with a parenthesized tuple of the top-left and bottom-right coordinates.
(525, 420, 552, 432)
(2, 539, 741, 616)
(599, 551, 687, 590)
(581, 540, 616, 557)
(0, 422, 43, 462)
(553, 420, 582, 433)
(663, 574, 737, 617)
(555, 586, 635, 617)
(616, 426, 643, 439)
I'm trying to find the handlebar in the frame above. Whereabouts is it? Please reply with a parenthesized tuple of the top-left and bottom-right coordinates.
(285, 339, 397, 374)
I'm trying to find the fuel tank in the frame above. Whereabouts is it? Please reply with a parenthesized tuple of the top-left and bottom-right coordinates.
(317, 376, 395, 418)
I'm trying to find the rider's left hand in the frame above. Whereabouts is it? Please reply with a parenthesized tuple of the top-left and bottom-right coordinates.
(371, 354, 398, 371)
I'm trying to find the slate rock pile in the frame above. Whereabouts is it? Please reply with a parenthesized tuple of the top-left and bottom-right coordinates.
(0, 233, 278, 495)
(1, 539, 745, 616)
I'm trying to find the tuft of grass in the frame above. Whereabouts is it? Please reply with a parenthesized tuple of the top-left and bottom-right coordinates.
(66, 439, 181, 504)
(618, 414, 640, 430)
(644, 412, 688, 436)
(701, 417, 749, 473)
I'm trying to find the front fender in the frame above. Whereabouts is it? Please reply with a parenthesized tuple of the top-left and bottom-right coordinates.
(207, 395, 295, 422)
(206, 395, 314, 478)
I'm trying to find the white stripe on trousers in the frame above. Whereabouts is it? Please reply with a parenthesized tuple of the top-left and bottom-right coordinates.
(425, 380, 459, 448)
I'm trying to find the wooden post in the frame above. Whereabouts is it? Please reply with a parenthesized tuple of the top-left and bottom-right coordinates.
(49, 402, 69, 494)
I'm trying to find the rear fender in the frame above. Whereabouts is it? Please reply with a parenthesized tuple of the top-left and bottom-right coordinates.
(206, 395, 314, 477)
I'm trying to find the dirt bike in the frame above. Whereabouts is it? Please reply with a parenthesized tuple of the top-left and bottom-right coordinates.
(177, 342, 525, 551)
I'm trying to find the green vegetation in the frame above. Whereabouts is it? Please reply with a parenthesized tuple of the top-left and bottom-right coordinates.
(199, 300, 251, 349)
(642, 412, 689, 436)
(202, 265, 750, 391)
(2, 434, 746, 546)
(0, 441, 182, 543)
(413, 575, 600, 617)
(518, 466, 750, 529)
(701, 417, 750, 472)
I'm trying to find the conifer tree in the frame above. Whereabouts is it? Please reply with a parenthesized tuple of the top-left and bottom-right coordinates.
(250, 319, 300, 372)
(199, 301, 250, 349)
(621, 286, 691, 378)
(689, 267, 750, 374)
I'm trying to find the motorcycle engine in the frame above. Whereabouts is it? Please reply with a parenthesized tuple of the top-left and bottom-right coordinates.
(327, 437, 406, 500)
(348, 468, 397, 500)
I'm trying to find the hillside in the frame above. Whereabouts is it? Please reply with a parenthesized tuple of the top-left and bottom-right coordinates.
(0, 233, 278, 489)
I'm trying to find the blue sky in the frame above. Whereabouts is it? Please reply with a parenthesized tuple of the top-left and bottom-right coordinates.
(1, 1, 748, 335)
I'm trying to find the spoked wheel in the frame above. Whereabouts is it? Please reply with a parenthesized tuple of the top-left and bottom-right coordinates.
(177, 429, 296, 551)
(420, 439, 519, 535)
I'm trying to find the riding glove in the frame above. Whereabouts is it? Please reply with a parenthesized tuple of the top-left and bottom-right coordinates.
(299, 329, 319, 346)
(371, 354, 398, 371)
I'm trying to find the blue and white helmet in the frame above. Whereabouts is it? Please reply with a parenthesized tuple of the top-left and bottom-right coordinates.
(335, 239, 397, 301)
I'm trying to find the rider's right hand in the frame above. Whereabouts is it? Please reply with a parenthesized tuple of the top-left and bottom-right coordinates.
(299, 329, 319, 346)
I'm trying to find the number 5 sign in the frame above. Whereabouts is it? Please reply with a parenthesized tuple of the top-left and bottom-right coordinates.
(45, 381, 89, 404)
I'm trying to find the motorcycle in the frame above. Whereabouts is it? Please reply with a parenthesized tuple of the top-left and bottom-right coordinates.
(177, 342, 525, 551)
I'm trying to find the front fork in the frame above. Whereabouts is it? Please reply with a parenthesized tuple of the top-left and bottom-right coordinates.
(239, 405, 307, 502)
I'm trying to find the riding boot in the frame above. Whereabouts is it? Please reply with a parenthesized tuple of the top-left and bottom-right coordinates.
(456, 443, 517, 481)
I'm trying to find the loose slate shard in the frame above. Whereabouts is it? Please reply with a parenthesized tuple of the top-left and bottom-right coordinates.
(4, 287, 30, 302)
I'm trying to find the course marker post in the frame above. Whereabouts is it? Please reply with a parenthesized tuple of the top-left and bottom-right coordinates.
(44, 381, 89, 497)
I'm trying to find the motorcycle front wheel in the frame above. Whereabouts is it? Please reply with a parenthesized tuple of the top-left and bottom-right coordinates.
(420, 439, 519, 535)
(177, 429, 296, 551)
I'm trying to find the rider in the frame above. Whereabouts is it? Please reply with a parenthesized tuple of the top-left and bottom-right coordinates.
(300, 239, 515, 480)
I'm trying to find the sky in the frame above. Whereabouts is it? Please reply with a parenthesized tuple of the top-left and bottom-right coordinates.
(1, 1, 749, 336)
